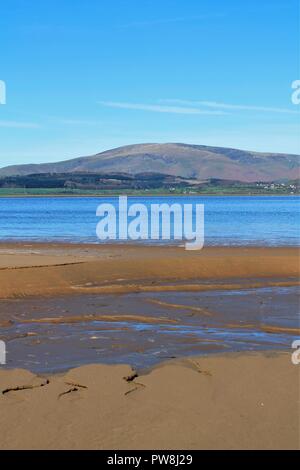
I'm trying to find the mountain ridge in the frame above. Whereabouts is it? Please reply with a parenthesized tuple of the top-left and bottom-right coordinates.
(1, 143, 299, 182)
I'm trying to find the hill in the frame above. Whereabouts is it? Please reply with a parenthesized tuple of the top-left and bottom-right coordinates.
(0, 143, 299, 182)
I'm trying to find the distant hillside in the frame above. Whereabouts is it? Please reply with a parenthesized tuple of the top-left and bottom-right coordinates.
(0, 143, 299, 182)
(1, 172, 298, 196)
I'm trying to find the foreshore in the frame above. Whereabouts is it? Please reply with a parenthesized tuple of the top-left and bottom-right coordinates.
(0, 243, 299, 449)
(0, 243, 299, 298)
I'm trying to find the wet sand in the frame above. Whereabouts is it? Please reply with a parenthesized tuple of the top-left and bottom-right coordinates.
(1, 287, 299, 373)
(0, 243, 299, 449)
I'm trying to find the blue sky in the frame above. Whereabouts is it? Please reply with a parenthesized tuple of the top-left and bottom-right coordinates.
(0, 0, 299, 168)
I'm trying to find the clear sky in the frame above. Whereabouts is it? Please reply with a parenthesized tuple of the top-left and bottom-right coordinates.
(0, 0, 299, 168)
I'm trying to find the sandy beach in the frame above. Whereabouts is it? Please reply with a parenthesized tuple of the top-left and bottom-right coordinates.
(0, 244, 299, 298)
(0, 243, 299, 449)
(0, 352, 299, 450)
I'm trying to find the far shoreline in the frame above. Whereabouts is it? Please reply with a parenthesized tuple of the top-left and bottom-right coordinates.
(0, 192, 299, 198)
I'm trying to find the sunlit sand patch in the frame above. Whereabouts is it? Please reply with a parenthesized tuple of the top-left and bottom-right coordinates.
(260, 325, 300, 335)
(145, 298, 213, 316)
(71, 279, 300, 295)
(226, 323, 300, 335)
(18, 314, 178, 325)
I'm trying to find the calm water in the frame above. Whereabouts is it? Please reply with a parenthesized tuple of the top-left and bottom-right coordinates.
(0, 196, 299, 246)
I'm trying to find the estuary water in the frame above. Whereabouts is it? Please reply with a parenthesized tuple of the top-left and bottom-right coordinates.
(0, 195, 299, 246)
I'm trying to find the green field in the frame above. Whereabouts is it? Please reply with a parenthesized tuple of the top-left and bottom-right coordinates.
(0, 185, 298, 197)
